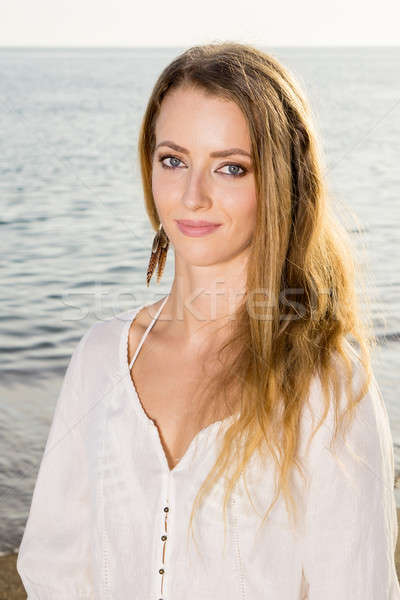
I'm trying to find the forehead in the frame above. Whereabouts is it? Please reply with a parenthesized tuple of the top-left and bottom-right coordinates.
(155, 85, 251, 147)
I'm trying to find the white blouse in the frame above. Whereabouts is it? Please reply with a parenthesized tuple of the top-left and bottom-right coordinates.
(17, 294, 400, 599)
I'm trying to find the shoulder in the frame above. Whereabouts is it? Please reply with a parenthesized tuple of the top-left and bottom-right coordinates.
(69, 304, 146, 393)
(303, 340, 378, 429)
(126, 297, 167, 352)
(78, 297, 166, 376)
(300, 343, 394, 490)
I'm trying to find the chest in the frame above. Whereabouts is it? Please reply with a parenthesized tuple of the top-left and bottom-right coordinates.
(127, 327, 230, 469)
(99, 415, 304, 600)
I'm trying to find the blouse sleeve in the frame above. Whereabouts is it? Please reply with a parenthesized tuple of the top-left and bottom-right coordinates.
(17, 327, 95, 600)
(300, 360, 400, 599)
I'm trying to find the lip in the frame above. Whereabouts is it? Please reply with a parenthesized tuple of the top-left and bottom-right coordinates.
(175, 219, 222, 237)
(176, 219, 221, 226)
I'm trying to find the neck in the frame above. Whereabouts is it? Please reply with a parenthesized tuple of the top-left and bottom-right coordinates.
(150, 244, 251, 350)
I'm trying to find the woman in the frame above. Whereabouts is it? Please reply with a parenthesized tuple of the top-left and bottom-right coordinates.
(17, 41, 400, 599)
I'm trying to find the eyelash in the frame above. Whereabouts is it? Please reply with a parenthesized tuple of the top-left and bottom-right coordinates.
(158, 154, 248, 177)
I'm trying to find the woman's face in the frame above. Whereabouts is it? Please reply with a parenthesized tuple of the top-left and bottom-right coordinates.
(151, 85, 257, 268)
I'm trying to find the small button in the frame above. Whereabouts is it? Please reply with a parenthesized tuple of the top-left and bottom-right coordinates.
(163, 506, 169, 512)
(161, 534, 167, 541)
(159, 568, 165, 574)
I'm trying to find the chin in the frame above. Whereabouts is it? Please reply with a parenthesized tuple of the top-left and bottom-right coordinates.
(175, 247, 231, 267)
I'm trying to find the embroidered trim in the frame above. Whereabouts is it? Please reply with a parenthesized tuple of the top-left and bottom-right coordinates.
(230, 493, 247, 600)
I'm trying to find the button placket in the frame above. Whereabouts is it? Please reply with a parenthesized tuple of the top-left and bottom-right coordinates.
(156, 470, 173, 600)
(158, 505, 169, 596)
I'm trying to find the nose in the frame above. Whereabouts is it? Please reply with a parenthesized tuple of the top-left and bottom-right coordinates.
(181, 166, 212, 210)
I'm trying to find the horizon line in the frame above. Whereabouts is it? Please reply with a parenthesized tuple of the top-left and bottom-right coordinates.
(0, 44, 400, 49)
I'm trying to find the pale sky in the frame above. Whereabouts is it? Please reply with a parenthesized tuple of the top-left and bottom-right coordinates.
(1, 0, 399, 47)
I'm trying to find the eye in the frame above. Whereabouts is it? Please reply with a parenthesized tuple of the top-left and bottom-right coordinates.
(218, 163, 247, 177)
(158, 154, 185, 169)
(157, 154, 248, 177)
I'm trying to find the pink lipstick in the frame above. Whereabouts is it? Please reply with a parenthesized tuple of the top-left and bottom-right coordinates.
(175, 219, 222, 237)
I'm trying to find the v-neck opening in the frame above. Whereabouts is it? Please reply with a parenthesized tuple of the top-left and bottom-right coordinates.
(121, 295, 235, 473)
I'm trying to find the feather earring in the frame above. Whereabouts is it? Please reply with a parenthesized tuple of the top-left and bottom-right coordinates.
(146, 224, 169, 286)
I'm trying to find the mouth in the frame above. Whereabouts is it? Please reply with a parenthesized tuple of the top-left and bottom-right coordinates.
(175, 219, 222, 238)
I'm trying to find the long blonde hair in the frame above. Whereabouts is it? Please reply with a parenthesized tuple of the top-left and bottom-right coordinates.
(138, 41, 376, 545)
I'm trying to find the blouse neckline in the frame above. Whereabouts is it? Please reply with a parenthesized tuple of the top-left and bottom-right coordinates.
(119, 294, 235, 473)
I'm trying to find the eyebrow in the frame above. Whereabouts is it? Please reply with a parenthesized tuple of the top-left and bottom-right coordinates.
(155, 140, 252, 159)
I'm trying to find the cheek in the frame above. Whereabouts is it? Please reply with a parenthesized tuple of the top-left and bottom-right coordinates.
(224, 185, 257, 233)
(151, 168, 181, 211)
(151, 166, 164, 200)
